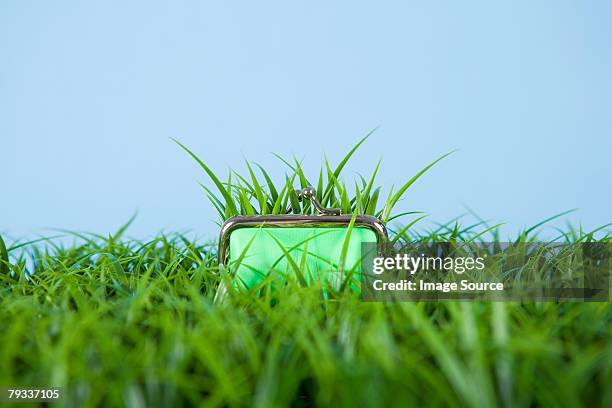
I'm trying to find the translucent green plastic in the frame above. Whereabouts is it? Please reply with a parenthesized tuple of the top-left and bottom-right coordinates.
(228, 227, 377, 288)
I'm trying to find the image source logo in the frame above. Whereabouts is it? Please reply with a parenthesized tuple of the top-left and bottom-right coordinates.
(361, 242, 610, 302)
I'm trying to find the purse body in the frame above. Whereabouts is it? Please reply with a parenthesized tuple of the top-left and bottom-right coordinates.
(218, 215, 387, 288)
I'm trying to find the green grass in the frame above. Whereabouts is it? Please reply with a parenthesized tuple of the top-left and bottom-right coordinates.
(171, 132, 456, 225)
(0, 136, 610, 407)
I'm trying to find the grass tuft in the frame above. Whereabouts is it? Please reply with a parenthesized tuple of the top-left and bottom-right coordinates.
(174, 132, 452, 223)
(0, 136, 609, 406)
(0, 230, 609, 406)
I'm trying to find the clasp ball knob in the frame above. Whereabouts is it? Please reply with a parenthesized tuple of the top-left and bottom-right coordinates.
(301, 186, 316, 200)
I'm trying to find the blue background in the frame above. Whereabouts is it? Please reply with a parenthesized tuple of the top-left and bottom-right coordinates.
(2, 1, 610, 241)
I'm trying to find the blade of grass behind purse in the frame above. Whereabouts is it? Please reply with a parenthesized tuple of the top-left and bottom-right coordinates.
(255, 162, 279, 204)
(379, 150, 456, 222)
(172, 138, 239, 217)
(244, 159, 269, 214)
(360, 158, 382, 215)
(321, 129, 375, 206)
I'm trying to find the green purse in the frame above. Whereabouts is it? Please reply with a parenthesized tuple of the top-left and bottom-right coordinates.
(218, 187, 388, 289)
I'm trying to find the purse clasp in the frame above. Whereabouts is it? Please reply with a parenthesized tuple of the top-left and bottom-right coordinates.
(297, 186, 342, 216)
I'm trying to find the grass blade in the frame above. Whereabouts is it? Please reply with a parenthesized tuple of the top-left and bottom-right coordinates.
(0, 234, 8, 276)
(322, 129, 375, 203)
(382, 150, 455, 221)
(172, 138, 238, 216)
